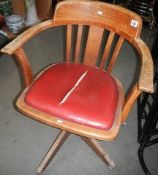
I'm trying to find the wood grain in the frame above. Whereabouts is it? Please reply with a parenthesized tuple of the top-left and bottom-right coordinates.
(99, 31, 115, 69)
(14, 47, 33, 87)
(133, 38, 154, 93)
(0, 1, 154, 173)
(83, 25, 104, 66)
(66, 24, 72, 63)
(74, 25, 83, 63)
(37, 130, 70, 174)
(121, 83, 142, 123)
(107, 36, 124, 73)
(0, 0, 153, 139)
(81, 137, 115, 168)
(54, 0, 142, 40)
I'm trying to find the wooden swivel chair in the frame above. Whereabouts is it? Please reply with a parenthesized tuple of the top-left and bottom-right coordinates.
(1, 0, 154, 174)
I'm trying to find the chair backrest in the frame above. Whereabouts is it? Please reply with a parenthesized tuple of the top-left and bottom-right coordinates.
(54, 0, 142, 73)
(1, 0, 153, 123)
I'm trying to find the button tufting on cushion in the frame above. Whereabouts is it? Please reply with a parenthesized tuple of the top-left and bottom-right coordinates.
(25, 63, 119, 130)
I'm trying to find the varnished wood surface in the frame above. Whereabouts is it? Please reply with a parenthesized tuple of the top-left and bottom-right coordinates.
(66, 24, 72, 63)
(83, 26, 104, 66)
(14, 48, 33, 87)
(37, 130, 70, 174)
(133, 38, 154, 93)
(81, 137, 115, 168)
(54, 0, 142, 40)
(0, 0, 154, 139)
(1, 20, 54, 55)
(121, 83, 142, 123)
(107, 36, 124, 73)
(1, 1, 153, 93)
(74, 25, 83, 63)
(0, 1, 154, 173)
(100, 31, 115, 69)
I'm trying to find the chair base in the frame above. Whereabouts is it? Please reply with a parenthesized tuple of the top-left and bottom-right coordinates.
(36, 130, 115, 174)
(81, 136, 115, 169)
(36, 130, 70, 174)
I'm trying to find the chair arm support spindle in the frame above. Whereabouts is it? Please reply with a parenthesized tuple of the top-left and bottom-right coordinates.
(14, 48, 33, 87)
(121, 83, 142, 123)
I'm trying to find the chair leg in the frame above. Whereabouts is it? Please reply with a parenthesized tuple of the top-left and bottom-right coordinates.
(36, 130, 70, 174)
(81, 136, 115, 169)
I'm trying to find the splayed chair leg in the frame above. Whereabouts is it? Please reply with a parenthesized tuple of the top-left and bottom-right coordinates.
(81, 136, 115, 169)
(37, 130, 70, 174)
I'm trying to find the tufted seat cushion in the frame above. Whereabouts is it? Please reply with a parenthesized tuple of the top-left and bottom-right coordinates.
(25, 63, 119, 130)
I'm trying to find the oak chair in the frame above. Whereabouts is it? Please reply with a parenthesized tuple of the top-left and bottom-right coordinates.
(1, 0, 154, 174)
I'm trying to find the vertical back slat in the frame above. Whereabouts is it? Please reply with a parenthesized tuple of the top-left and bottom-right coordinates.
(99, 31, 115, 69)
(74, 25, 83, 63)
(83, 26, 104, 66)
(107, 36, 124, 73)
(66, 25, 72, 63)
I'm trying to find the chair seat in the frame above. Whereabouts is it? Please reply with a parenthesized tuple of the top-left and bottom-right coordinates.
(25, 63, 120, 130)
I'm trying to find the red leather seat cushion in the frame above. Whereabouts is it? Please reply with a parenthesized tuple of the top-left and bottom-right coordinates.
(25, 63, 119, 130)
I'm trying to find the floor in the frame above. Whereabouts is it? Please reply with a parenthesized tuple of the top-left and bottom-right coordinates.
(0, 23, 158, 175)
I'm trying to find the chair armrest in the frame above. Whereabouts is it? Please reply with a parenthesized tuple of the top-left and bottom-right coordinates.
(0, 20, 62, 87)
(1, 20, 54, 55)
(122, 39, 154, 123)
(133, 38, 154, 93)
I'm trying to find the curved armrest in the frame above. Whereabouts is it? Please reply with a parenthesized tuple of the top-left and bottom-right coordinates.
(1, 20, 64, 87)
(133, 38, 154, 93)
(122, 38, 154, 123)
(1, 20, 58, 55)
